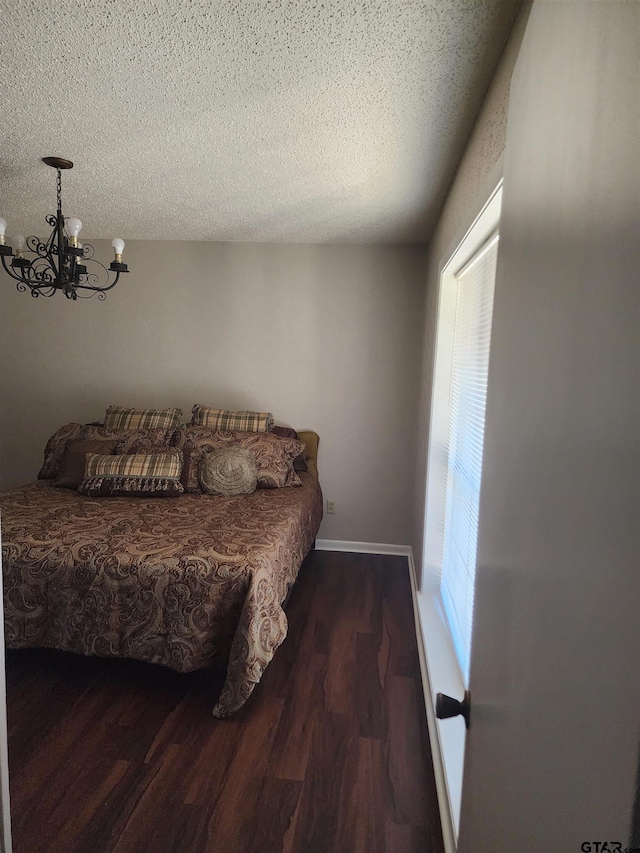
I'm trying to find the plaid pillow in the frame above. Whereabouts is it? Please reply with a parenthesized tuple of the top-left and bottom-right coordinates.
(190, 404, 273, 433)
(78, 449, 184, 497)
(104, 406, 182, 432)
(85, 449, 182, 478)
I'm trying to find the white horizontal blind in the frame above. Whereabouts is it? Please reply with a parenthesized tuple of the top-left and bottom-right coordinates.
(440, 233, 498, 683)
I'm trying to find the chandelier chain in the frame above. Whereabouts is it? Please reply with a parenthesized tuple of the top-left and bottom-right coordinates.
(56, 169, 62, 215)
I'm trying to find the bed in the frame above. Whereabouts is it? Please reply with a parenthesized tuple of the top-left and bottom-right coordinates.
(0, 424, 322, 717)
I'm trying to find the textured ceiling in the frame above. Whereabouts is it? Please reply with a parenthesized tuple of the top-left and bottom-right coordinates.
(0, 0, 520, 244)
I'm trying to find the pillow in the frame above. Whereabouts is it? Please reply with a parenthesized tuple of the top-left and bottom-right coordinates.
(38, 422, 85, 479)
(38, 421, 174, 480)
(104, 405, 182, 432)
(190, 404, 273, 433)
(55, 439, 118, 489)
(171, 427, 303, 492)
(171, 426, 220, 491)
(78, 449, 184, 497)
(199, 447, 258, 496)
(80, 424, 173, 454)
(271, 426, 308, 473)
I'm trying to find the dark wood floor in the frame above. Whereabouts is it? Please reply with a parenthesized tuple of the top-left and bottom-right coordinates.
(5, 550, 444, 853)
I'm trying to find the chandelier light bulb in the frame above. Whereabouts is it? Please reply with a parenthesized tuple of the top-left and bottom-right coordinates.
(112, 238, 125, 261)
(13, 234, 25, 255)
(0, 218, 6, 243)
(65, 217, 82, 247)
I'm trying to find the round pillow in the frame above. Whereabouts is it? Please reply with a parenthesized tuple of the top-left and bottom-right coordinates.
(199, 447, 258, 496)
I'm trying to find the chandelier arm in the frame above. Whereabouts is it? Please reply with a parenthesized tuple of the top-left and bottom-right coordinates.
(0, 255, 20, 282)
(71, 289, 106, 300)
(29, 257, 58, 287)
(74, 270, 122, 293)
(24, 215, 62, 286)
(24, 251, 57, 287)
(0, 254, 32, 284)
(30, 284, 58, 298)
(75, 254, 121, 293)
(35, 242, 60, 284)
(26, 234, 50, 258)
(44, 215, 59, 256)
(0, 252, 60, 294)
(0, 266, 52, 299)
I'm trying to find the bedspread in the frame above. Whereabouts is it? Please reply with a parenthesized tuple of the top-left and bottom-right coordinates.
(0, 473, 322, 716)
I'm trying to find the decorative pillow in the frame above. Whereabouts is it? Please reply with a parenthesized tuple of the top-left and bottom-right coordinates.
(271, 425, 308, 473)
(199, 447, 258, 496)
(79, 424, 172, 454)
(104, 405, 182, 432)
(38, 422, 85, 479)
(38, 421, 175, 480)
(190, 404, 273, 433)
(55, 439, 118, 489)
(172, 427, 303, 492)
(78, 449, 184, 497)
(171, 426, 217, 491)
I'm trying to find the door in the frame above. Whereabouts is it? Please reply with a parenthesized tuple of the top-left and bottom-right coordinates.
(455, 4, 640, 851)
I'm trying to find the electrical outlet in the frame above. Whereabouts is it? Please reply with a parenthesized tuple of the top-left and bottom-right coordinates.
(327, 499, 336, 514)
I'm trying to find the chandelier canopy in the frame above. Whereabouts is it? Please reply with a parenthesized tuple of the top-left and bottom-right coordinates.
(0, 157, 128, 300)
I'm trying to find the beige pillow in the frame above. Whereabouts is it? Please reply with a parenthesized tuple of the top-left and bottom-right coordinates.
(199, 447, 258, 496)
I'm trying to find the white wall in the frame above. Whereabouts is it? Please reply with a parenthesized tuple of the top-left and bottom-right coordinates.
(459, 2, 639, 849)
(413, 3, 531, 583)
(0, 241, 426, 546)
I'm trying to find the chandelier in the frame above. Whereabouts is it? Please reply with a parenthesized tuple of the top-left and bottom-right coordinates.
(0, 157, 128, 300)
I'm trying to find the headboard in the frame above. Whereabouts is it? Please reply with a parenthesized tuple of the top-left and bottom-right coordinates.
(297, 430, 319, 481)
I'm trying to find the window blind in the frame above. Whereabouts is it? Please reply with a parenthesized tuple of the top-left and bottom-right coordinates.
(440, 233, 498, 683)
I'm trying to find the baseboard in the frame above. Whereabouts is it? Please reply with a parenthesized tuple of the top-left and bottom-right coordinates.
(314, 538, 457, 851)
(315, 539, 412, 557)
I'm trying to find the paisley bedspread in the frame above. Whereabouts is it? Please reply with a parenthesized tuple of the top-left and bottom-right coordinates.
(0, 473, 322, 717)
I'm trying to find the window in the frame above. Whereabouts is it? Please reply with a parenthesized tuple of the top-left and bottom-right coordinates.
(423, 184, 501, 684)
(440, 233, 498, 681)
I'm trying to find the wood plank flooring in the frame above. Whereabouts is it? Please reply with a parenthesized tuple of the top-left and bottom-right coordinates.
(5, 550, 444, 853)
